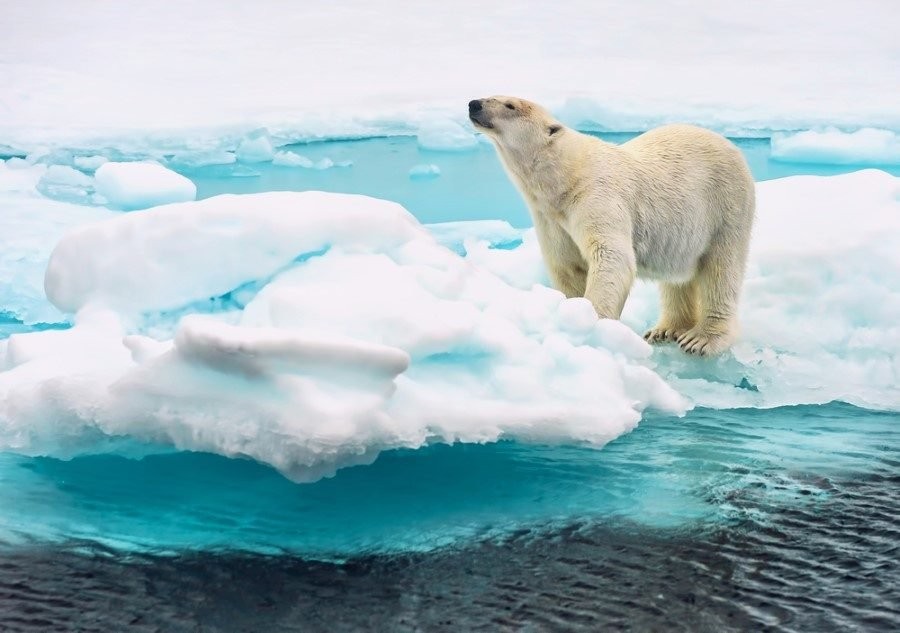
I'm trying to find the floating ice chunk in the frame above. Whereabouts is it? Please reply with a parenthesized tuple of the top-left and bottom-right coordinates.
(417, 119, 479, 152)
(230, 165, 262, 178)
(236, 132, 275, 163)
(272, 151, 352, 169)
(409, 164, 441, 180)
(7, 171, 900, 482)
(73, 155, 109, 172)
(272, 151, 314, 168)
(4, 189, 686, 481)
(168, 151, 236, 168)
(93, 161, 196, 210)
(35, 165, 95, 205)
(771, 128, 900, 166)
(44, 191, 425, 315)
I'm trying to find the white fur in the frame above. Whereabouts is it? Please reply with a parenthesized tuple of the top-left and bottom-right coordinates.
(470, 96, 755, 355)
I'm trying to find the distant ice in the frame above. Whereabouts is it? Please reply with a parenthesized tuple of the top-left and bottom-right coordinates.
(1, 1, 897, 154)
(35, 165, 96, 205)
(273, 151, 350, 169)
(73, 155, 108, 172)
(235, 133, 275, 163)
(771, 128, 900, 165)
(409, 164, 441, 179)
(94, 162, 197, 210)
(168, 151, 236, 168)
(272, 151, 315, 168)
(417, 120, 479, 152)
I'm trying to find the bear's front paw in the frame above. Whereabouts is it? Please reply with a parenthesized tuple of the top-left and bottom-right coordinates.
(643, 324, 689, 344)
(676, 326, 731, 356)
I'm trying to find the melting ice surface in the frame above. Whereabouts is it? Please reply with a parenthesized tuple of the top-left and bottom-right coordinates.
(1, 129, 899, 556)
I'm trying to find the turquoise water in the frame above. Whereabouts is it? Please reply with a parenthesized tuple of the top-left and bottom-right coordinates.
(1, 404, 895, 557)
(1, 132, 897, 556)
(179, 133, 900, 227)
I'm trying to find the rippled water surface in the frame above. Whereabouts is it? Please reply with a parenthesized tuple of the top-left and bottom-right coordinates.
(1, 404, 898, 631)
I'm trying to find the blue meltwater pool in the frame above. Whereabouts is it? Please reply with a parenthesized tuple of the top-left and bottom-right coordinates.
(0, 132, 898, 631)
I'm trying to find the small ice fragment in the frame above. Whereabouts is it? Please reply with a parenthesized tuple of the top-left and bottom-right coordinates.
(94, 161, 197, 210)
(409, 164, 441, 180)
(236, 131, 275, 163)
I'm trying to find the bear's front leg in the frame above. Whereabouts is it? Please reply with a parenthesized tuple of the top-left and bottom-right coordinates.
(579, 236, 636, 320)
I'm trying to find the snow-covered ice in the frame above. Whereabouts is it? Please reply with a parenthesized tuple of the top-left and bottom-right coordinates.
(2, 1, 898, 154)
(771, 128, 900, 165)
(93, 162, 196, 210)
(5, 184, 686, 481)
(43, 191, 426, 315)
(1, 162, 898, 481)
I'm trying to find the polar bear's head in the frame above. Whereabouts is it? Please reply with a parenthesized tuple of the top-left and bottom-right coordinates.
(468, 96, 564, 152)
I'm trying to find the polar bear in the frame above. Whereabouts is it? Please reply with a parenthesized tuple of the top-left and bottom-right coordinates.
(469, 96, 755, 356)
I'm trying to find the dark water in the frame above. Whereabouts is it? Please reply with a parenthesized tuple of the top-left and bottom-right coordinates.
(2, 507, 898, 631)
(2, 451, 898, 631)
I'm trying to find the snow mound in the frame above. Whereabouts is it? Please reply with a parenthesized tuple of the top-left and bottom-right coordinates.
(771, 128, 900, 166)
(94, 162, 197, 210)
(3, 190, 686, 481)
(43, 192, 424, 315)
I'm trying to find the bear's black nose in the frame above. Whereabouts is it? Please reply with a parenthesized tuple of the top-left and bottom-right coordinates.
(468, 99, 483, 114)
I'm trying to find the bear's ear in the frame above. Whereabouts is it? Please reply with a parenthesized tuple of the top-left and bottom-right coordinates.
(548, 124, 562, 136)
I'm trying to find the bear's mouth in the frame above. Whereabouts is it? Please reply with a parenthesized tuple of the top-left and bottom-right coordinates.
(469, 113, 493, 129)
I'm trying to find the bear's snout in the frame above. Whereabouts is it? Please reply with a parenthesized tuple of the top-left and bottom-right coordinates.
(468, 99, 483, 114)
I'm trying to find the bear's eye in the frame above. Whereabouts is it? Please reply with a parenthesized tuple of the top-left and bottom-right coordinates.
(505, 103, 516, 110)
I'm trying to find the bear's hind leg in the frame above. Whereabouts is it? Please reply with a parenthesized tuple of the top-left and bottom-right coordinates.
(644, 281, 698, 344)
(676, 238, 747, 356)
